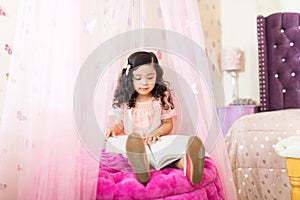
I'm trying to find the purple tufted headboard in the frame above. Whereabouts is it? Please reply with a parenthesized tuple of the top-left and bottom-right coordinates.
(257, 13, 300, 112)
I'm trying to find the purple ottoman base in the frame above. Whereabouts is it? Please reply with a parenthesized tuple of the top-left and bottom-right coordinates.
(96, 151, 224, 200)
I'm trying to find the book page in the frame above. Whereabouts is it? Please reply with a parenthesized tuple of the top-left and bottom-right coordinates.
(105, 135, 191, 170)
(105, 135, 128, 154)
(147, 135, 189, 169)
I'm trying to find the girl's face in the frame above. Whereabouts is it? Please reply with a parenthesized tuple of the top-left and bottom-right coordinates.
(132, 64, 157, 98)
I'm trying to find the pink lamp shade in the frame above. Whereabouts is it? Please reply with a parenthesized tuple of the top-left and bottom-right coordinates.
(222, 48, 243, 71)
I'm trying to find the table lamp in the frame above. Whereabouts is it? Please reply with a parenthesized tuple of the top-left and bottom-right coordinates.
(222, 48, 243, 101)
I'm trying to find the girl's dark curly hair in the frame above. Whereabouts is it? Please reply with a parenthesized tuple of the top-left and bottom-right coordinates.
(113, 51, 174, 110)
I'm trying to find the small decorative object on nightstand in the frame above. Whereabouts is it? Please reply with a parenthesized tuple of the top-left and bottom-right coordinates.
(222, 48, 244, 101)
(218, 101, 258, 135)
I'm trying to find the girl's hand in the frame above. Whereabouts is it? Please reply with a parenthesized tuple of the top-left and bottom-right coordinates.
(105, 120, 124, 140)
(105, 128, 117, 140)
(144, 133, 161, 144)
(144, 118, 172, 144)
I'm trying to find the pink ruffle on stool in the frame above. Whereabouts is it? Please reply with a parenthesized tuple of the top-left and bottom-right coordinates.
(97, 151, 224, 200)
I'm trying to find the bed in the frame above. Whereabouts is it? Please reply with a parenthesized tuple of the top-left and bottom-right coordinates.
(225, 12, 300, 200)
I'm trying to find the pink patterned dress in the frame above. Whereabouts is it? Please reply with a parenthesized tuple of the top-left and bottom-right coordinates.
(113, 97, 176, 137)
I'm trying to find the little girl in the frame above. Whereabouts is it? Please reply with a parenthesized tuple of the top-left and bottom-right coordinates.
(106, 51, 205, 185)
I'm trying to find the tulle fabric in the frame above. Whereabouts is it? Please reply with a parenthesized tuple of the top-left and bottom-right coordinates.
(159, 1, 237, 199)
(0, 0, 100, 199)
(0, 0, 236, 199)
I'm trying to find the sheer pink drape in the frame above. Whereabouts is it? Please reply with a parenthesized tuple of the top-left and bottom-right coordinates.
(159, 1, 237, 199)
(0, 0, 134, 199)
(0, 0, 236, 199)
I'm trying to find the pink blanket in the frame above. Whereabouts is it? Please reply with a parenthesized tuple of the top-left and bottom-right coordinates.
(97, 151, 224, 200)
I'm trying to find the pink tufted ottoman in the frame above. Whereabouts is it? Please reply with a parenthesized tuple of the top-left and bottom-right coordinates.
(96, 151, 224, 200)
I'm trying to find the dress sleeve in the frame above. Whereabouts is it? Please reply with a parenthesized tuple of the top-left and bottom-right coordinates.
(161, 107, 176, 120)
(111, 106, 124, 121)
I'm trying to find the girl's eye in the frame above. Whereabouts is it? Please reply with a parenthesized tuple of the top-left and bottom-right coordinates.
(133, 77, 141, 81)
(148, 77, 154, 80)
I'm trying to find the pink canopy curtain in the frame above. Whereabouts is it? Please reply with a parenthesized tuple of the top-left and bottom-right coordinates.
(0, 0, 130, 199)
(159, 1, 237, 199)
(0, 0, 236, 199)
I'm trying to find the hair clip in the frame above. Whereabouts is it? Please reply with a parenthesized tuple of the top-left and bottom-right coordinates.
(123, 64, 130, 76)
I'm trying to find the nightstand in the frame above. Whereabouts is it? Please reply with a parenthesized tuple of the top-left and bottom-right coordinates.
(217, 105, 258, 135)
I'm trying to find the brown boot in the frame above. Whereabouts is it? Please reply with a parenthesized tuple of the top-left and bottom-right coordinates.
(126, 133, 150, 185)
(184, 136, 205, 185)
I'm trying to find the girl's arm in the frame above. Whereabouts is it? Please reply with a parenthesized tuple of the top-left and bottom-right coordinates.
(105, 119, 124, 140)
(145, 118, 173, 144)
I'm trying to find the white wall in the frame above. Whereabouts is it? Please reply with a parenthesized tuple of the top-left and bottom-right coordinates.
(222, 0, 300, 105)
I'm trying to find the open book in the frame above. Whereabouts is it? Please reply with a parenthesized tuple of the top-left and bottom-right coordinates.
(105, 135, 190, 170)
